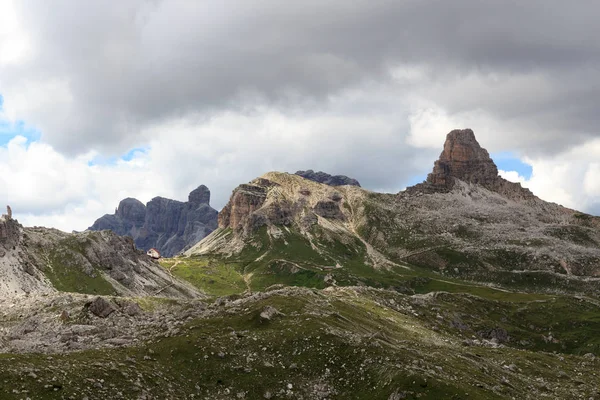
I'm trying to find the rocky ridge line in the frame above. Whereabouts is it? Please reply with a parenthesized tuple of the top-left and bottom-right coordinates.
(295, 170, 361, 187)
(89, 185, 218, 257)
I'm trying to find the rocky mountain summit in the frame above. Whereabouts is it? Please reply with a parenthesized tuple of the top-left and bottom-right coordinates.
(295, 169, 361, 187)
(410, 129, 535, 200)
(89, 185, 218, 257)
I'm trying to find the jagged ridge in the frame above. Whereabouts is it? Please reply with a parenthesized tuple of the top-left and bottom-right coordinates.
(295, 169, 361, 187)
(89, 185, 218, 257)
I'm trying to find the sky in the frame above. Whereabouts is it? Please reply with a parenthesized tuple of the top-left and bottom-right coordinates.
(1, 0, 600, 232)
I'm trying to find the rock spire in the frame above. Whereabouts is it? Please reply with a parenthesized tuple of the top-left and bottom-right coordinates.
(411, 129, 535, 200)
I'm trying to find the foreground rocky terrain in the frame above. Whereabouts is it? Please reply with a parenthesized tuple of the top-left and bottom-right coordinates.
(1, 129, 599, 399)
(89, 185, 218, 257)
(0, 285, 598, 399)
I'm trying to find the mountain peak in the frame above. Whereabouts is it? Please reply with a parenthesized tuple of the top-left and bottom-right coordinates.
(408, 128, 535, 201)
(188, 185, 211, 204)
(89, 185, 217, 256)
(426, 128, 499, 187)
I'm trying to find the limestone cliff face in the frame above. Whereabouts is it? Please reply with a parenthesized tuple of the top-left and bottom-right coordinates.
(218, 183, 268, 231)
(89, 185, 218, 257)
(414, 129, 535, 200)
(216, 174, 353, 237)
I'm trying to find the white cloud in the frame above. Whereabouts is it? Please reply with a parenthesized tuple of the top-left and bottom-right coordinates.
(4, 96, 427, 231)
(498, 140, 600, 214)
(0, 0, 31, 66)
(1, 0, 600, 231)
(498, 170, 528, 186)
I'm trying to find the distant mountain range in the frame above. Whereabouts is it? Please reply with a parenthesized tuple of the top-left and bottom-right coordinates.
(88, 185, 218, 257)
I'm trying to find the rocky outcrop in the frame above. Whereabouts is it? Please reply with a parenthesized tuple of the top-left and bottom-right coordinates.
(313, 200, 345, 220)
(295, 170, 361, 187)
(218, 184, 269, 231)
(89, 185, 218, 257)
(410, 129, 535, 200)
(215, 173, 356, 237)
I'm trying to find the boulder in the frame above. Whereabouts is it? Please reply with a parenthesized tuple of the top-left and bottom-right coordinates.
(86, 297, 118, 318)
(259, 306, 283, 322)
(121, 301, 143, 316)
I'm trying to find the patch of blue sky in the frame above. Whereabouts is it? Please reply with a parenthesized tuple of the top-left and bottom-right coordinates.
(121, 146, 149, 161)
(0, 119, 41, 146)
(491, 152, 533, 179)
(404, 174, 427, 187)
(0, 94, 42, 146)
(87, 146, 150, 166)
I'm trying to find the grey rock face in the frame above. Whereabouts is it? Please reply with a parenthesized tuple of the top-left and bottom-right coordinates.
(89, 186, 218, 257)
(295, 170, 361, 187)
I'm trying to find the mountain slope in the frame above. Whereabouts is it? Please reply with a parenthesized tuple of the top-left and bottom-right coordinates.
(185, 129, 600, 296)
(89, 185, 218, 257)
(0, 214, 200, 298)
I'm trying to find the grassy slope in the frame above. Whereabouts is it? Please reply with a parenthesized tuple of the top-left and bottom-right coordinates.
(44, 236, 115, 295)
(0, 288, 598, 399)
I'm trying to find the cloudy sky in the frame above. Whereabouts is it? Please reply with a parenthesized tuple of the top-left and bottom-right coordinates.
(1, 0, 600, 231)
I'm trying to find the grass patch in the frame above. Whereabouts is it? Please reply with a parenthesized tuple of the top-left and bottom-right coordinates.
(44, 238, 114, 295)
(160, 257, 247, 296)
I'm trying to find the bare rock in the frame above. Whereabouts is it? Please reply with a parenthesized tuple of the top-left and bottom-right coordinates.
(86, 297, 118, 318)
(121, 301, 143, 317)
(218, 184, 269, 231)
(259, 306, 283, 322)
(313, 200, 345, 220)
(410, 129, 535, 201)
(89, 185, 218, 257)
(477, 327, 509, 343)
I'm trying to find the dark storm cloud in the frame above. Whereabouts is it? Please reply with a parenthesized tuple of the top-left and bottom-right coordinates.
(3, 0, 600, 155)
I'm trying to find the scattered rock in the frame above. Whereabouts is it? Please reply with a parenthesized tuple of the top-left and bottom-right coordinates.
(477, 327, 509, 343)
